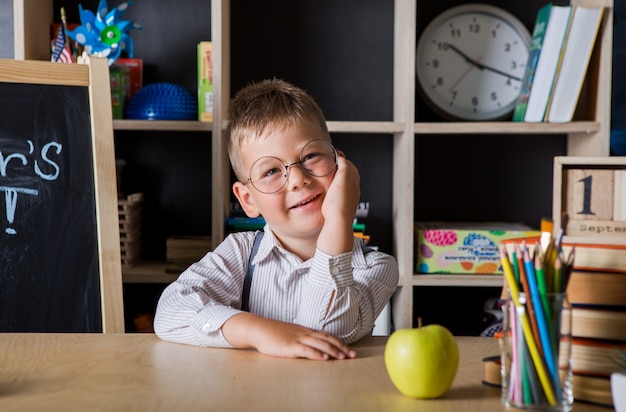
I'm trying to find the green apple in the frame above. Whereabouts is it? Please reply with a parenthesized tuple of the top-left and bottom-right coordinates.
(384, 323, 459, 398)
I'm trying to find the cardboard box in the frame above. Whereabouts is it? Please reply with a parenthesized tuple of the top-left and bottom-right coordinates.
(415, 222, 540, 274)
(197, 41, 213, 122)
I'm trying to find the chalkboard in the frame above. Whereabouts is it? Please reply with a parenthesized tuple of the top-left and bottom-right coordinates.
(0, 57, 124, 333)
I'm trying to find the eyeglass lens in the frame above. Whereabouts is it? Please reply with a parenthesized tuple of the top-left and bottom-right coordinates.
(249, 140, 337, 194)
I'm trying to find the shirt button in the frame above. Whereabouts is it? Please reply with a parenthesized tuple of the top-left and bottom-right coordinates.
(202, 323, 212, 333)
(331, 267, 340, 275)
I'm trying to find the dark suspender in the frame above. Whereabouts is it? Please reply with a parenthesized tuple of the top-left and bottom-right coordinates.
(240, 231, 372, 312)
(241, 231, 264, 312)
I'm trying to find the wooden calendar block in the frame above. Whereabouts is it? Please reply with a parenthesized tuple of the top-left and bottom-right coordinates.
(565, 168, 614, 221)
(565, 219, 626, 237)
(615, 170, 626, 221)
(553, 157, 626, 245)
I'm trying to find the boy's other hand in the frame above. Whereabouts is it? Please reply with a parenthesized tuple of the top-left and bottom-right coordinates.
(222, 313, 356, 361)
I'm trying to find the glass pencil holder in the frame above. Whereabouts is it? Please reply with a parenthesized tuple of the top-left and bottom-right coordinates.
(500, 292, 573, 411)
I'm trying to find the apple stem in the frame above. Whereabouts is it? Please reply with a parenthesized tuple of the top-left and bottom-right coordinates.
(417, 317, 422, 328)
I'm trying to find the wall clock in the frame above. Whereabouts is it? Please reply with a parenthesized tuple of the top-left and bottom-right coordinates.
(416, 4, 531, 121)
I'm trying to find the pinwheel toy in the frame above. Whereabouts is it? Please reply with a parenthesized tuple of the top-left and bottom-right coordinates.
(67, 0, 141, 65)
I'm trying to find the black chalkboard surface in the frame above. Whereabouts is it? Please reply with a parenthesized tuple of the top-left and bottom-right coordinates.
(0, 58, 124, 332)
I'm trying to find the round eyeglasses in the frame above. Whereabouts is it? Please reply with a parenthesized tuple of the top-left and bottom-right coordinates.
(247, 139, 337, 194)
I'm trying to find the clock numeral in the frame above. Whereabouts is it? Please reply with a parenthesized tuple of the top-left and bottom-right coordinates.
(510, 60, 517, 70)
(490, 92, 497, 101)
(432, 59, 439, 69)
(437, 42, 449, 51)
(504, 42, 511, 52)
(449, 28, 461, 38)
(471, 96, 479, 106)
(469, 23, 480, 33)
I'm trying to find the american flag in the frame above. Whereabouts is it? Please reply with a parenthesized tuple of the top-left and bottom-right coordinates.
(51, 25, 73, 63)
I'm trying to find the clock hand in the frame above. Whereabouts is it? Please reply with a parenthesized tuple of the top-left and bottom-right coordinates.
(448, 55, 483, 93)
(446, 43, 479, 66)
(478, 62, 522, 82)
(446, 43, 522, 82)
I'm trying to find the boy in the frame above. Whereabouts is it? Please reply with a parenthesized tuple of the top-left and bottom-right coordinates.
(154, 79, 399, 360)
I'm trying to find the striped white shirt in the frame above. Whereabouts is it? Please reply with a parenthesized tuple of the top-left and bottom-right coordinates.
(154, 225, 399, 347)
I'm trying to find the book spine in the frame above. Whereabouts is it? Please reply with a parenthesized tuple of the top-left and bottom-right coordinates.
(546, 7, 604, 122)
(524, 5, 572, 122)
(512, 4, 551, 122)
(198, 41, 214, 122)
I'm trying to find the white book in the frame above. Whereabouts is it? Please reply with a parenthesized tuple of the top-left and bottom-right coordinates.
(546, 6, 603, 123)
(523, 5, 572, 122)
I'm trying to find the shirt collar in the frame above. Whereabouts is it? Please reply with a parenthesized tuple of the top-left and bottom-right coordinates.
(252, 225, 313, 267)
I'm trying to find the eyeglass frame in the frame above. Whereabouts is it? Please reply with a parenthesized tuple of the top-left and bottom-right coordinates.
(245, 139, 338, 194)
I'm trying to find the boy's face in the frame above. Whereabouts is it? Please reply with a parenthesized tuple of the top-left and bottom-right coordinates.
(232, 119, 334, 245)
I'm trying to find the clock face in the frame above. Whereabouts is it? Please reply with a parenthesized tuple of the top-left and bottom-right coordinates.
(416, 5, 531, 121)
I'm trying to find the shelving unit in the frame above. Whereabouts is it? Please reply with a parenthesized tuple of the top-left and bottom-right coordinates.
(15, 0, 613, 331)
(395, 0, 614, 329)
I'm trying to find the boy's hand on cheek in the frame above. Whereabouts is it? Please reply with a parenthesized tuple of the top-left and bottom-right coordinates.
(318, 152, 360, 256)
(222, 313, 356, 360)
(322, 152, 360, 221)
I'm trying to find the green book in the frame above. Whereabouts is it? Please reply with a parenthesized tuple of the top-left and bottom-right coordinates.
(512, 3, 552, 122)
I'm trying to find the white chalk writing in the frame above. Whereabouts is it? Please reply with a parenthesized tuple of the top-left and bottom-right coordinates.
(0, 140, 62, 234)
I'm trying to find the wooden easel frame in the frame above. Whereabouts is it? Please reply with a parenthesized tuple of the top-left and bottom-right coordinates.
(0, 56, 124, 333)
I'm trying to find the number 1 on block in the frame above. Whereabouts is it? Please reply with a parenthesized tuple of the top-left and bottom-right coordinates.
(566, 169, 614, 221)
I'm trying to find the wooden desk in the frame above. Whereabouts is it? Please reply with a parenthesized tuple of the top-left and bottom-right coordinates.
(0, 334, 609, 411)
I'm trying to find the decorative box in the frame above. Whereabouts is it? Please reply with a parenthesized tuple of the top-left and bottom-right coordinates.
(415, 222, 540, 274)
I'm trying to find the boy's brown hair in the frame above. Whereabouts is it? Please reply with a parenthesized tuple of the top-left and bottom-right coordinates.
(226, 78, 330, 182)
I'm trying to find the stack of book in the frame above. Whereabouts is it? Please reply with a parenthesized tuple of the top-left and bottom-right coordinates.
(513, 4, 604, 123)
(118, 192, 144, 267)
(564, 242, 626, 407)
(353, 201, 370, 244)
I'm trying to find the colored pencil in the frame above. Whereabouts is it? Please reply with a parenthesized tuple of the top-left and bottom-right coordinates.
(500, 246, 557, 406)
(524, 248, 559, 398)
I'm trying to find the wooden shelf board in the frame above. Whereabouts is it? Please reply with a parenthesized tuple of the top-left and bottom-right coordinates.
(113, 119, 213, 132)
(113, 120, 406, 134)
(411, 274, 503, 287)
(326, 121, 404, 134)
(112, 120, 601, 136)
(413, 121, 600, 135)
(122, 260, 180, 284)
